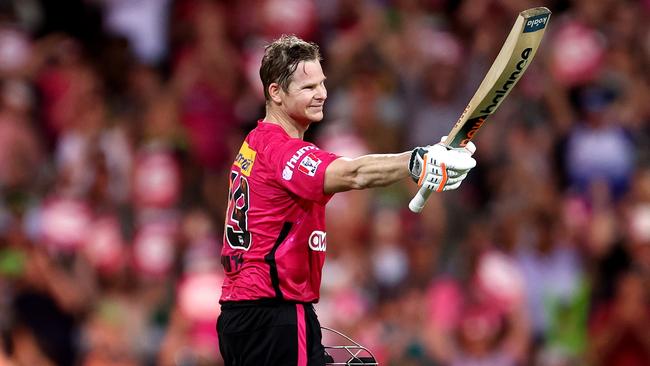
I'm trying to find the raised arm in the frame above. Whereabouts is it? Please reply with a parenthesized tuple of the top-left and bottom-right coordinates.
(323, 152, 411, 194)
(324, 143, 477, 195)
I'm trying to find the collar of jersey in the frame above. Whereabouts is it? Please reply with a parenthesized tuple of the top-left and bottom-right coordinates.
(258, 119, 292, 138)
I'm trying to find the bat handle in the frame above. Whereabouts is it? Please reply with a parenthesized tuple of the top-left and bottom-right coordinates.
(408, 186, 432, 213)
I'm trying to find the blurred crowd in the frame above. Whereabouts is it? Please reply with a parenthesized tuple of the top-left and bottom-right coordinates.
(0, 0, 649, 365)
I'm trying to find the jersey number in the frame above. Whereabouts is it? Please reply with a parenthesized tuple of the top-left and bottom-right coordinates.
(225, 171, 252, 250)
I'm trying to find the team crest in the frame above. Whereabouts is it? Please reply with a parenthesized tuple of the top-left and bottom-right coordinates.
(298, 153, 321, 176)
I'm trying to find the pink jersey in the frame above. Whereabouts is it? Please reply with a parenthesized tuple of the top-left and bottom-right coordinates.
(220, 121, 339, 303)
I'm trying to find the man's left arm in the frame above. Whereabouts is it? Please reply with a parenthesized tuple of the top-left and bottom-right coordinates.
(323, 153, 411, 194)
(324, 141, 476, 194)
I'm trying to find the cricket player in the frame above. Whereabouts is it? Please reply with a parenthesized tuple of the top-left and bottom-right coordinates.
(217, 35, 476, 366)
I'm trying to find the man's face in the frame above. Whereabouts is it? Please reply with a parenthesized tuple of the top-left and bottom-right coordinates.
(279, 60, 327, 125)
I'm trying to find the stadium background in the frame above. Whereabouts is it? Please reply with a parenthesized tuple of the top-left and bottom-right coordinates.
(0, 0, 648, 365)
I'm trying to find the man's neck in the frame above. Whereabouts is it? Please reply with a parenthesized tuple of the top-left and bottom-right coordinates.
(264, 108, 308, 139)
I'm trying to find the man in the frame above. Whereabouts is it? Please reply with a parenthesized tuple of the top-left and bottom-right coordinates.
(217, 35, 476, 366)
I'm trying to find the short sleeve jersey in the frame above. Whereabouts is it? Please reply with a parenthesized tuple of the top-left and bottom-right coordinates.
(220, 121, 339, 303)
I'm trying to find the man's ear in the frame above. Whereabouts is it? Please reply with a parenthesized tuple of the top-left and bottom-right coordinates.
(269, 83, 282, 104)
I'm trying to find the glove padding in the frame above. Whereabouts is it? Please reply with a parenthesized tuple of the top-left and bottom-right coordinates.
(409, 139, 476, 192)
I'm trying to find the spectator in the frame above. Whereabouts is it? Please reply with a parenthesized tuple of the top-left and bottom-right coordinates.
(588, 270, 650, 366)
(0, 1, 647, 364)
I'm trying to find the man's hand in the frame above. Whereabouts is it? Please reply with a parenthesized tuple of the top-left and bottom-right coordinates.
(409, 140, 476, 192)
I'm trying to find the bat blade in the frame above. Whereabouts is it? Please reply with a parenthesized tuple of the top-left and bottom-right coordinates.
(409, 7, 551, 213)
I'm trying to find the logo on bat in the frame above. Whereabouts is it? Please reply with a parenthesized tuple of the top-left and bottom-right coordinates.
(460, 116, 486, 147)
(524, 14, 549, 33)
(479, 47, 532, 115)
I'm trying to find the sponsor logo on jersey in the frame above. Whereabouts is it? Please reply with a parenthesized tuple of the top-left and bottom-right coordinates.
(282, 166, 293, 180)
(283, 145, 316, 180)
(524, 14, 549, 33)
(234, 141, 256, 176)
(298, 153, 321, 177)
(309, 231, 327, 252)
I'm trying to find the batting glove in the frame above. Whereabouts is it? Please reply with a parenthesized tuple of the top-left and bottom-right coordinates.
(409, 139, 476, 192)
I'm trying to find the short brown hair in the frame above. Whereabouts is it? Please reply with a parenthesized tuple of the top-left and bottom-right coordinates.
(260, 35, 321, 102)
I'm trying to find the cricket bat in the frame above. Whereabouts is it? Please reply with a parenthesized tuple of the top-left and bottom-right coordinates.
(409, 7, 551, 213)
